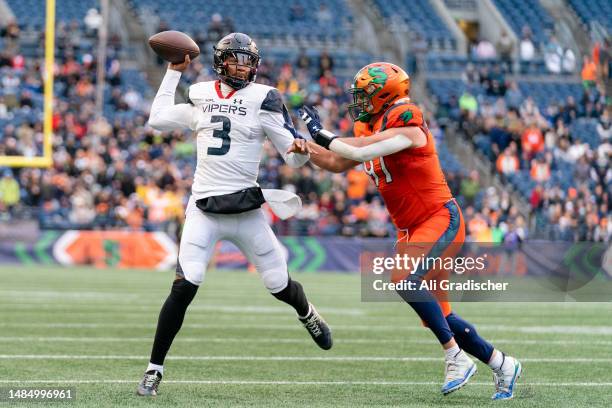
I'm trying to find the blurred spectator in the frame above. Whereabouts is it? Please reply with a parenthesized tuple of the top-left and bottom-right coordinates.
(462, 63, 480, 85)
(346, 167, 369, 204)
(84, 8, 102, 37)
(318, 51, 334, 78)
(530, 156, 550, 182)
(521, 124, 544, 160)
(519, 30, 535, 61)
(0, 97, 10, 119)
(460, 170, 480, 206)
(296, 48, 310, 71)
(505, 81, 523, 110)
(496, 147, 520, 175)
(562, 48, 576, 73)
(475, 38, 496, 59)
(0, 19, 20, 51)
(597, 111, 611, 141)
(544, 35, 563, 74)
(0, 171, 20, 214)
(207, 13, 225, 42)
(581, 56, 597, 90)
(597, 38, 611, 85)
(459, 89, 478, 114)
(496, 30, 514, 72)
(567, 139, 588, 162)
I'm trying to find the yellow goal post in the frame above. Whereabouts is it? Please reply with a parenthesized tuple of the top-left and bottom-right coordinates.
(0, 0, 54, 168)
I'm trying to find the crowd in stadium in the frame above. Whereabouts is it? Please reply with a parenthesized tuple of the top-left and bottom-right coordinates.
(0, 15, 609, 243)
(440, 36, 610, 242)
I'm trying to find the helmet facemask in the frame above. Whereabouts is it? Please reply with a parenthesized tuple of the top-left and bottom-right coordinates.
(214, 49, 260, 90)
(347, 87, 374, 122)
(348, 81, 386, 122)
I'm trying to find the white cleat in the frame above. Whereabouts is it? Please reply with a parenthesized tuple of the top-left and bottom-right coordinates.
(441, 349, 477, 395)
(492, 354, 522, 400)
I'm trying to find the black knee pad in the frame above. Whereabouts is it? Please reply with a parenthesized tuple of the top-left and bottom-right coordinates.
(169, 277, 199, 306)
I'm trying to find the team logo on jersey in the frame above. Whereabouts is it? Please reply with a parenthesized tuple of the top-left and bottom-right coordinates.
(201, 102, 247, 116)
(400, 110, 413, 124)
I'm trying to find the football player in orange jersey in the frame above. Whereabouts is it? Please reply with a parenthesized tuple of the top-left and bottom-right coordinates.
(291, 62, 521, 400)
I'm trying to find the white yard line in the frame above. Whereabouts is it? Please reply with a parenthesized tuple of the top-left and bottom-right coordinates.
(1, 355, 611, 363)
(0, 303, 363, 316)
(0, 379, 610, 387)
(0, 336, 610, 346)
(2, 322, 612, 335)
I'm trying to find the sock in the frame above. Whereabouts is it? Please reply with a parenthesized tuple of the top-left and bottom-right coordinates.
(444, 344, 461, 360)
(146, 362, 164, 375)
(446, 312, 495, 364)
(298, 303, 312, 319)
(149, 277, 199, 365)
(271, 278, 310, 317)
(396, 275, 454, 345)
(488, 349, 507, 371)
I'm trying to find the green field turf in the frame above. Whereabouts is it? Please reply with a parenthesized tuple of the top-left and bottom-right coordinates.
(0, 266, 611, 407)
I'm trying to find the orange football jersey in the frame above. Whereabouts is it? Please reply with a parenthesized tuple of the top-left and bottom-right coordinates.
(354, 100, 452, 229)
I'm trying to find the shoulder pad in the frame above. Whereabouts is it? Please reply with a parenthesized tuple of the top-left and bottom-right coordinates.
(260, 88, 284, 113)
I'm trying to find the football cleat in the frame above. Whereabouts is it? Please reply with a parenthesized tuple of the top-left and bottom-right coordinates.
(136, 370, 162, 396)
(492, 354, 522, 400)
(299, 303, 332, 350)
(441, 349, 477, 395)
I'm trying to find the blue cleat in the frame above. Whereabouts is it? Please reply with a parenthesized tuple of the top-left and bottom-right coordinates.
(441, 349, 477, 395)
(492, 355, 522, 400)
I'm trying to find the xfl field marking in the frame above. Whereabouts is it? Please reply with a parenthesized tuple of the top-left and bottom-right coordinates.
(0, 266, 611, 407)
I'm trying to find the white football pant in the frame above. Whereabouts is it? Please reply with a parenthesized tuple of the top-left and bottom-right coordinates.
(177, 196, 289, 293)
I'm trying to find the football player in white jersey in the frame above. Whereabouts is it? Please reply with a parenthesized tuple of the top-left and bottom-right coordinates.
(137, 33, 332, 397)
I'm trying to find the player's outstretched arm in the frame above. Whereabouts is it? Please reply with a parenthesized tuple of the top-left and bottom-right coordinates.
(289, 141, 359, 173)
(299, 106, 425, 162)
(148, 55, 196, 132)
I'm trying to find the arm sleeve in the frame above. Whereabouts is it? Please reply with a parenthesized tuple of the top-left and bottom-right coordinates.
(148, 69, 196, 131)
(328, 134, 413, 162)
(259, 88, 309, 168)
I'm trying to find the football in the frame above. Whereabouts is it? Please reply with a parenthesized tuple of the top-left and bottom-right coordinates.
(148, 30, 200, 63)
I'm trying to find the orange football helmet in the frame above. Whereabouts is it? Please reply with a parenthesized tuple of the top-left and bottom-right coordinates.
(347, 62, 411, 122)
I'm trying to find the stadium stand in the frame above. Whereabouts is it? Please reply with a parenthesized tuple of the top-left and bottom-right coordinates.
(567, 0, 612, 33)
(428, 47, 609, 241)
(0, 0, 609, 242)
(127, 0, 352, 44)
(492, 0, 555, 46)
(5, 0, 98, 30)
(371, 0, 456, 50)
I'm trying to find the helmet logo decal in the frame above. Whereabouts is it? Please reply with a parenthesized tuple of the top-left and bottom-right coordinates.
(367, 66, 388, 94)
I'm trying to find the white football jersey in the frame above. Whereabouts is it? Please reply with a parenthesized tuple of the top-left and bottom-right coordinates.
(148, 70, 308, 199)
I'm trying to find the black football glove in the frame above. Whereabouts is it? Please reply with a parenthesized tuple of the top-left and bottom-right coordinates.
(299, 106, 337, 149)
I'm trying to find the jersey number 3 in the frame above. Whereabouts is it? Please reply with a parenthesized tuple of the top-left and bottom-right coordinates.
(364, 157, 393, 186)
(207, 115, 231, 156)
